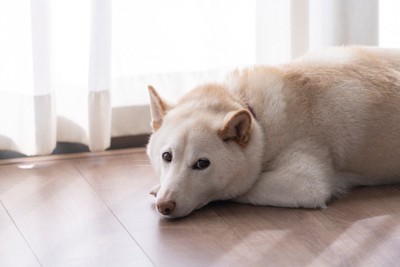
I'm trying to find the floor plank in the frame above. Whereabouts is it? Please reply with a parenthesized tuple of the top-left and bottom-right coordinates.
(322, 186, 400, 266)
(1, 149, 400, 267)
(0, 200, 41, 267)
(0, 160, 152, 267)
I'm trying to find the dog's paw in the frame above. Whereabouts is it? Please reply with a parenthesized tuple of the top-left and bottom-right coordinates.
(149, 184, 161, 197)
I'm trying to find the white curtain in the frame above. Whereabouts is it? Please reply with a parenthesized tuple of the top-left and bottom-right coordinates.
(0, 0, 398, 156)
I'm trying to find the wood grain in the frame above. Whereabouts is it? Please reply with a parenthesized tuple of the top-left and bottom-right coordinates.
(0, 148, 399, 267)
(0, 200, 40, 267)
(0, 159, 152, 267)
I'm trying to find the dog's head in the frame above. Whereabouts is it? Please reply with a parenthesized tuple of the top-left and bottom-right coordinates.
(146, 84, 263, 218)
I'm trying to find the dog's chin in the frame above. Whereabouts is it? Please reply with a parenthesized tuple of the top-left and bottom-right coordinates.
(158, 208, 193, 219)
(157, 201, 209, 219)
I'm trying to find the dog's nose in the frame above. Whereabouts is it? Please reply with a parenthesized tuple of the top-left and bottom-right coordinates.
(157, 200, 176, 215)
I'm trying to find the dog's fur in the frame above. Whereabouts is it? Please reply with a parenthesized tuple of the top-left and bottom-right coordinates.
(147, 47, 400, 218)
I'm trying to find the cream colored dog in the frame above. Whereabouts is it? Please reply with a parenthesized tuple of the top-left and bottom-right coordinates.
(147, 47, 400, 218)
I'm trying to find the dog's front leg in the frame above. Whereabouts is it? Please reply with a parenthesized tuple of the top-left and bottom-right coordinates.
(149, 184, 161, 197)
(233, 149, 334, 209)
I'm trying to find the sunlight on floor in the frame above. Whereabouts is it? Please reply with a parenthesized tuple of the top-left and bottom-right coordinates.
(17, 164, 35, 170)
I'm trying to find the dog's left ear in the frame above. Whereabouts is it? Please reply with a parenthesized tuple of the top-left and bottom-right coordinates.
(218, 109, 252, 145)
(148, 85, 172, 131)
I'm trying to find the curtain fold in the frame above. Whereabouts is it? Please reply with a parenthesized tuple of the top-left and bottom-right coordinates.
(0, 0, 395, 156)
(32, 0, 56, 155)
(88, 90, 111, 152)
(0, 0, 55, 155)
(309, 0, 379, 49)
(88, 0, 111, 151)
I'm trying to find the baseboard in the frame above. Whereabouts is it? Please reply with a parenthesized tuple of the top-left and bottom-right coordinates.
(0, 134, 150, 160)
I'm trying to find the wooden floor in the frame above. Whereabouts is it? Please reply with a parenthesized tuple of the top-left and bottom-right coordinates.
(0, 148, 399, 267)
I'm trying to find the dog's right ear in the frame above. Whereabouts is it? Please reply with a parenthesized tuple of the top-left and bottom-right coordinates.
(148, 85, 172, 131)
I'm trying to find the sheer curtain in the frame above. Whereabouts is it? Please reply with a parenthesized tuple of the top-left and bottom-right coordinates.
(0, 0, 397, 156)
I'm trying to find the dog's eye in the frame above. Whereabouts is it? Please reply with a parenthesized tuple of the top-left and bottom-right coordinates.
(162, 152, 172, 162)
(193, 158, 210, 170)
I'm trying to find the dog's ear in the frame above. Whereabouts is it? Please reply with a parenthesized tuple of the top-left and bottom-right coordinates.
(218, 109, 252, 145)
(148, 85, 172, 131)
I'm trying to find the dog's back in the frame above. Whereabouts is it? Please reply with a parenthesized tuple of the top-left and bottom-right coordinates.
(230, 47, 400, 184)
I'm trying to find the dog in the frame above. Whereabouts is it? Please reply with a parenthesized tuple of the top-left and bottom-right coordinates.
(146, 46, 400, 218)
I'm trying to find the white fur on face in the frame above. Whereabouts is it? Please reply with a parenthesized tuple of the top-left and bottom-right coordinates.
(147, 115, 261, 218)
